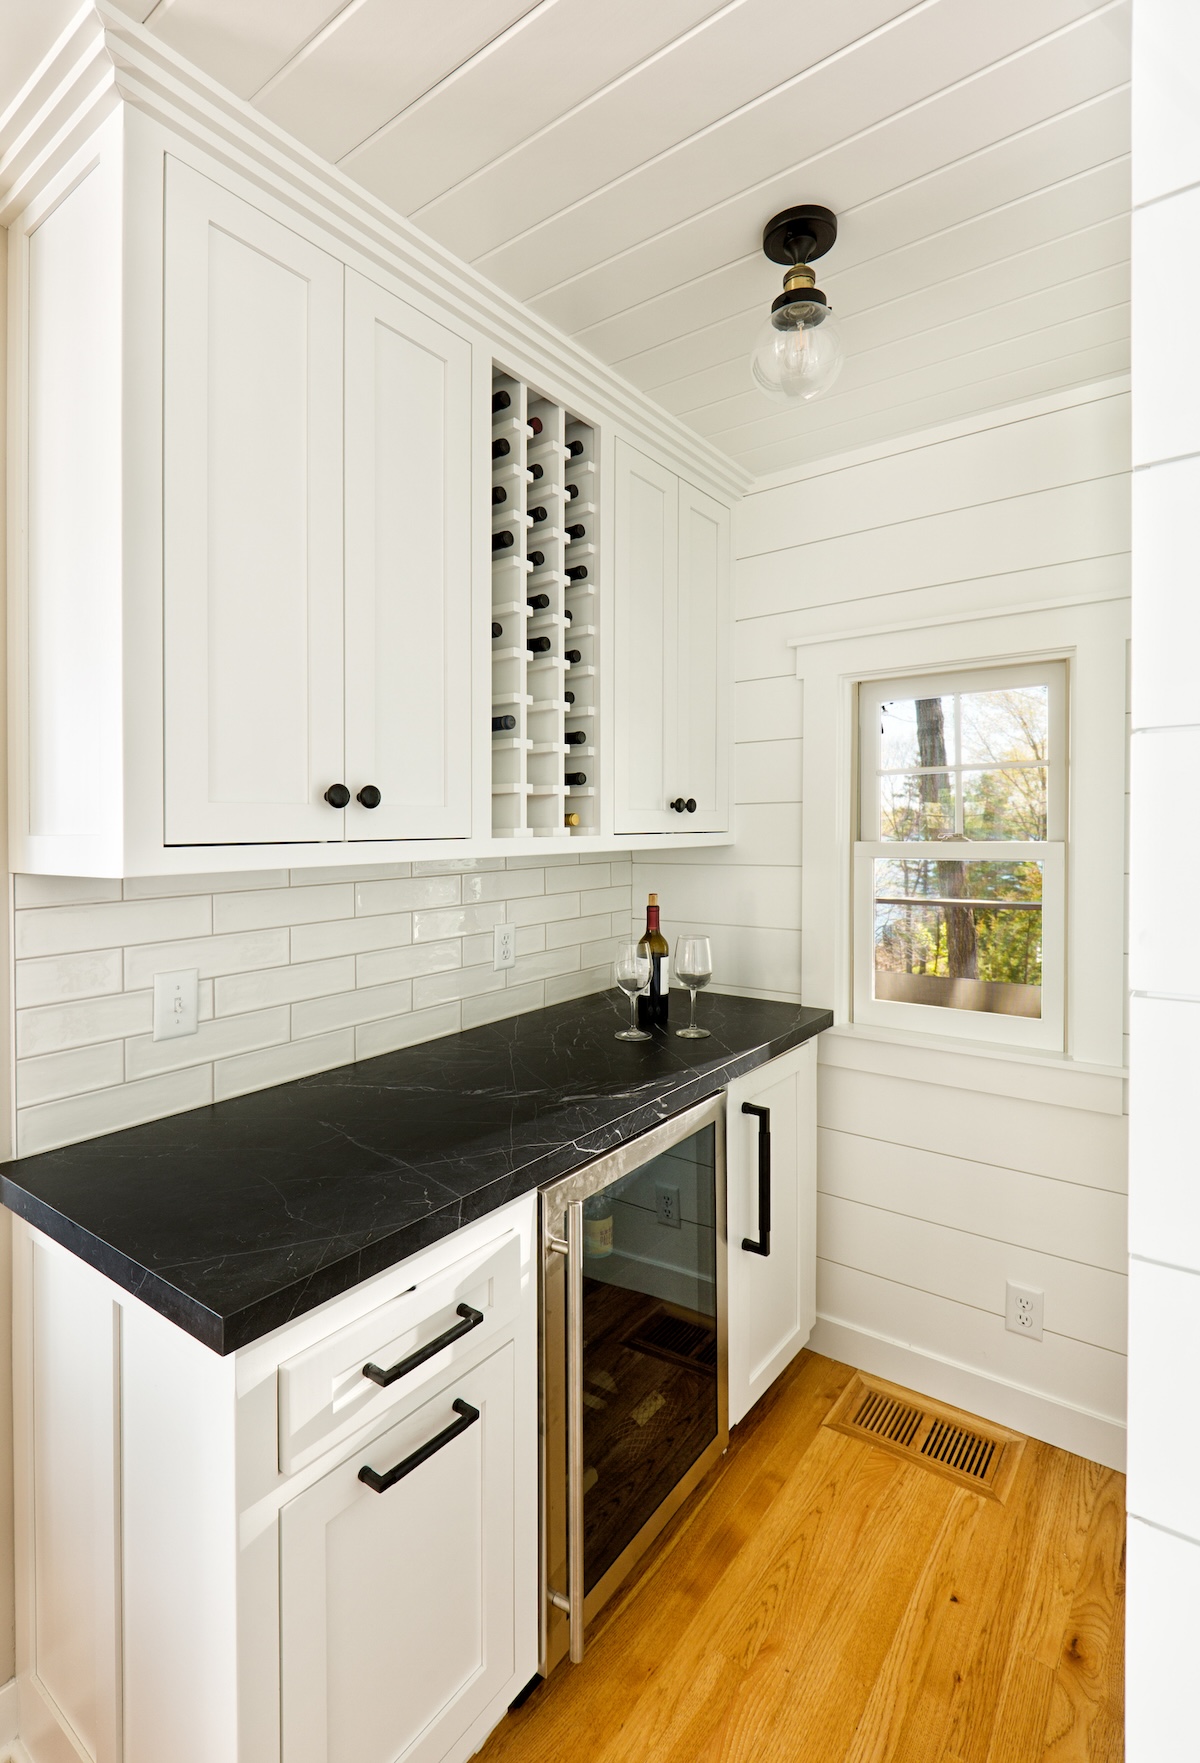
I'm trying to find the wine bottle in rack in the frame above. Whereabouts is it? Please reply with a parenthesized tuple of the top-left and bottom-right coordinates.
(491, 714, 516, 732)
(564, 812, 580, 828)
(528, 417, 543, 435)
(565, 771, 587, 786)
(530, 506, 548, 525)
(491, 390, 511, 413)
(491, 437, 511, 460)
(528, 550, 545, 568)
(492, 530, 514, 553)
(564, 691, 575, 704)
(566, 564, 588, 582)
(566, 523, 586, 541)
(565, 648, 582, 664)
(564, 609, 573, 624)
(637, 893, 669, 1027)
(491, 486, 507, 506)
(565, 730, 586, 746)
(492, 622, 503, 638)
(567, 439, 584, 456)
(565, 484, 579, 500)
(527, 592, 550, 610)
(529, 462, 544, 480)
(527, 636, 551, 654)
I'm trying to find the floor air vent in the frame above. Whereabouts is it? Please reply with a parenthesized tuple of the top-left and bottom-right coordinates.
(824, 1373, 1024, 1501)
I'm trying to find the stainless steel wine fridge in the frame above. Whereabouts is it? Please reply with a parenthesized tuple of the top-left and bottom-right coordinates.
(540, 1095, 728, 1670)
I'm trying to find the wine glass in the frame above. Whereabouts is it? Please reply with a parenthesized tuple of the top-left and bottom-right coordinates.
(675, 935, 713, 1039)
(613, 942, 652, 1041)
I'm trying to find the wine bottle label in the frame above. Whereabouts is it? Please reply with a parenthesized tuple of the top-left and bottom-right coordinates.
(584, 1215, 613, 1258)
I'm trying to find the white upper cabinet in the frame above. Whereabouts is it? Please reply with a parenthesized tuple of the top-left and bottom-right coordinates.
(343, 272, 472, 842)
(613, 440, 731, 836)
(163, 161, 347, 846)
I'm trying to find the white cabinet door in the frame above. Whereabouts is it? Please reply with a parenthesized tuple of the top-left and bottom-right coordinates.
(163, 159, 346, 845)
(613, 439, 678, 834)
(726, 1043, 817, 1427)
(675, 479, 731, 832)
(280, 1343, 515, 1763)
(343, 273, 473, 841)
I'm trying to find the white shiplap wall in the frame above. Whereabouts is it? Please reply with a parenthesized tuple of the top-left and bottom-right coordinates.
(636, 377, 1131, 1467)
(11, 856, 631, 1158)
(1125, 0, 1200, 1752)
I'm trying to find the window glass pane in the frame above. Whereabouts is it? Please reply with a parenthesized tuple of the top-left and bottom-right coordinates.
(879, 695, 957, 771)
(872, 858, 1042, 1018)
(958, 685, 1048, 766)
(879, 772, 955, 840)
(962, 767, 1048, 840)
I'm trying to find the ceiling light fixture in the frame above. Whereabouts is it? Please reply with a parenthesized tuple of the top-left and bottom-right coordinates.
(751, 204, 844, 405)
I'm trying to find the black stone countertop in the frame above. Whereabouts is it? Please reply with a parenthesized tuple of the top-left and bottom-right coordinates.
(1, 991, 831, 1355)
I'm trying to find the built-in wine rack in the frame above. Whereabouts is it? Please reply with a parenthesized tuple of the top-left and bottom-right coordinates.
(491, 368, 598, 837)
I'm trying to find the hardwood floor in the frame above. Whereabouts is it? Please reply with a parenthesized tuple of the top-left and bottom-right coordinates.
(479, 1352, 1125, 1763)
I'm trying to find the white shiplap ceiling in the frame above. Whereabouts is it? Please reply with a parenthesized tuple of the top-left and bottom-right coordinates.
(73, 1, 1134, 474)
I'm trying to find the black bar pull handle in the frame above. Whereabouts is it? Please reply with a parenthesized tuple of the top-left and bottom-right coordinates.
(362, 1302, 484, 1388)
(741, 1101, 771, 1257)
(358, 1398, 479, 1494)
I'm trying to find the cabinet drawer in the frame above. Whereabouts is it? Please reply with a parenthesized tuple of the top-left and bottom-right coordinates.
(278, 1229, 519, 1474)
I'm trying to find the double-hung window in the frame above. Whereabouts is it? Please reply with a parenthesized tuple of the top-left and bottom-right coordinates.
(853, 661, 1066, 1050)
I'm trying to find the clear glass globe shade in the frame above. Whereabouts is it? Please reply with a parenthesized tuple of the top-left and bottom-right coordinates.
(751, 298, 844, 404)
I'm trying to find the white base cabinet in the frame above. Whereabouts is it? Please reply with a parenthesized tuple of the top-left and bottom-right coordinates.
(726, 1041, 818, 1427)
(12, 1195, 539, 1763)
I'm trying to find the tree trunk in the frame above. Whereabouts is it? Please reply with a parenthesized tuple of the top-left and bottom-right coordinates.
(916, 697, 977, 979)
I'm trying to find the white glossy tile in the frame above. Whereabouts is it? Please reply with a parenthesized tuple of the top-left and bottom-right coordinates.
(462, 869, 545, 903)
(291, 980, 414, 1040)
(411, 903, 504, 942)
(630, 862, 801, 931)
(213, 1030, 355, 1102)
(1129, 728, 1200, 994)
(213, 883, 353, 935)
(354, 875, 460, 916)
(580, 936, 621, 970)
(546, 863, 609, 894)
(1133, 190, 1200, 466)
(1131, 456, 1200, 730)
(1130, 995, 1200, 1270)
(214, 957, 357, 1017)
(545, 966, 611, 1007)
(580, 884, 631, 916)
(290, 913, 412, 963)
(18, 1065, 214, 1156)
(509, 947, 579, 985)
(355, 1002, 462, 1061)
(124, 928, 290, 989)
(411, 856, 505, 874)
(15, 948, 123, 1010)
(122, 870, 289, 898)
(506, 853, 576, 870)
(17, 990, 153, 1058)
(504, 892, 581, 927)
(14, 875, 123, 908)
(17, 894, 212, 960)
(412, 966, 506, 1011)
(545, 913, 610, 949)
(126, 1006, 291, 1081)
(461, 980, 544, 1030)
(1126, 1518, 1200, 1760)
(356, 940, 461, 989)
(289, 863, 411, 885)
(17, 1041, 125, 1109)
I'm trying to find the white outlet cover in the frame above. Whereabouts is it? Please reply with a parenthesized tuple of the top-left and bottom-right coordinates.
(1005, 1281, 1044, 1340)
(493, 924, 516, 970)
(153, 968, 199, 1041)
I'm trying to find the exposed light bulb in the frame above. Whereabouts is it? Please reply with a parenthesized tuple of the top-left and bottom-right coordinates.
(751, 296, 844, 405)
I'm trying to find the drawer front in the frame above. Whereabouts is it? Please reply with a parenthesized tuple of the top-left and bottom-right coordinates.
(278, 1230, 519, 1474)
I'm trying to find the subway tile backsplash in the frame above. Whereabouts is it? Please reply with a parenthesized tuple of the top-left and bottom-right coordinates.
(12, 855, 632, 1157)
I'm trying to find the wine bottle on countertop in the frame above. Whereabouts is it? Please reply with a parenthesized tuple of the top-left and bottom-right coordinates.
(566, 564, 588, 582)
(565, 771, 587, 786)
(491, 714, 516, 731)
(528, 550, 545, 568)
(567, 438, 584, 457)
(491, 437, 510, 460)
(491, 485, 507, 506)
(637, 893, 669, 1028)
(527, 636, 551, 654)
(527, 592, 550, 609)
(565, 730, 586, 746)
(491, 530, 514, 553)
(492, 622, 503, 638)
(491, 389, 511, 413)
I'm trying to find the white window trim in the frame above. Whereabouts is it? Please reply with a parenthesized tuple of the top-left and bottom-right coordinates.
(852, 660, 1067, 1052)
(788, 595, 1129, 1071)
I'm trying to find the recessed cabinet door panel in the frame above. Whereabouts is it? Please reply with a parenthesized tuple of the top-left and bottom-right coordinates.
(727, 1043, 817, 1427)
(280, 1344, 515, 1763)
(614, 440, 677, 834)
(163, 159, 345, 845)
(343, 273, 472, 840)
(676, 481, 731, 832)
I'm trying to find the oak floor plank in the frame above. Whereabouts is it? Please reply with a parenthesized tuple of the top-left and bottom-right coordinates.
(475, 1352, 1125, 1763)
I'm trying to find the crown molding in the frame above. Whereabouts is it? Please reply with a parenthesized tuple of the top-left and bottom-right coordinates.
(1, 2, 751, 503)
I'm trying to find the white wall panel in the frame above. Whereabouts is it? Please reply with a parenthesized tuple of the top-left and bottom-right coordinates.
(1127, 1259, 1200, 1540)
(1132, 187, 1200, 467)
(1131, 455, 1200, 730)
(1126, 1518, 1200, 1761)
(1129, 996, 1200, 1271)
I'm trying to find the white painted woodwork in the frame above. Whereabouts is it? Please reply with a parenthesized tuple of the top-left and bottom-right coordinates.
(675, 480, 730, 832)
(613, 441, 677, 834)
(726, 1041, 817, 1428)
(343, 271, 472, 840)
(280, 1343, 516, 1763)
(163, 158, 346, 845)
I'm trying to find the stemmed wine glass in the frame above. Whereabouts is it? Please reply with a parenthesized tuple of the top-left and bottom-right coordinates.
(675, 935, 713, 1039)
(614, 942, 652, 1041)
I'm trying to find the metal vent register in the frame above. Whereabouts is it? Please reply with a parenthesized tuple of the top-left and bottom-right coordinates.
(824, 1373, 1025, 1501)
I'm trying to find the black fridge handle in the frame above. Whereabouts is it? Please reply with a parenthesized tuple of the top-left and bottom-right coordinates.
(358, 1399, 480, 1494)
(362, 1303, 484, 1388)
(741, 1101, 771, 1258)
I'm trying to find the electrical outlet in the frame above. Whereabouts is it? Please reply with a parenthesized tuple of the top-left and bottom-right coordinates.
(655, 1183, 681, 1229)
(493, 924, 516, 970)
(1005, 1282, 1044, 1340)
(153, 968, 199, 1041)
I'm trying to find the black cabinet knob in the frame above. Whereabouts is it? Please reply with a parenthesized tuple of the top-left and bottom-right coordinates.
(670, 798, 686, 813)
(357, 785, 382, 809)
(685, 798, 697, 813)
(324, 784, 351, 808)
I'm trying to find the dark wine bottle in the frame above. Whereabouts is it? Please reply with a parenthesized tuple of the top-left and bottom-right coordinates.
(528, 416, 543, 435)
(567, 439, 584, 456)
(565, 648, 581, 664)
(491, 389, 511, 413)
(564, 691, 575, 704)
(491, 714, 516, 731)
(527, 592, 550, 610)
(530, 506, 548, 524)
(527, 636, 551, 654)
(563, 608, 573, 624)
(492, 622, 503, 638)
(491, 486, 507, 506)
(528, 550, 545, 568)
(565, 771, 587, 786)
(565, 483, 579, 500)
(637, 893, 669, 1027)
(565, 730, 586, 746)
(566, 565, 588, 582)
(529, 462, 544, 480)
(566, 523, 586, 541)
(491, 530, 514, 553)
(491, 438, 510, 460)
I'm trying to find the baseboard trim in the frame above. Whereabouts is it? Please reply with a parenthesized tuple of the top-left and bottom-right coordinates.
(810, 1314, 1126, 1472)
(0, 1679, 16, 1746)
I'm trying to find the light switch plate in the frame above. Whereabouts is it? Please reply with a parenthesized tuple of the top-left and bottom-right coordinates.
(153, 968, 199, 1041)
